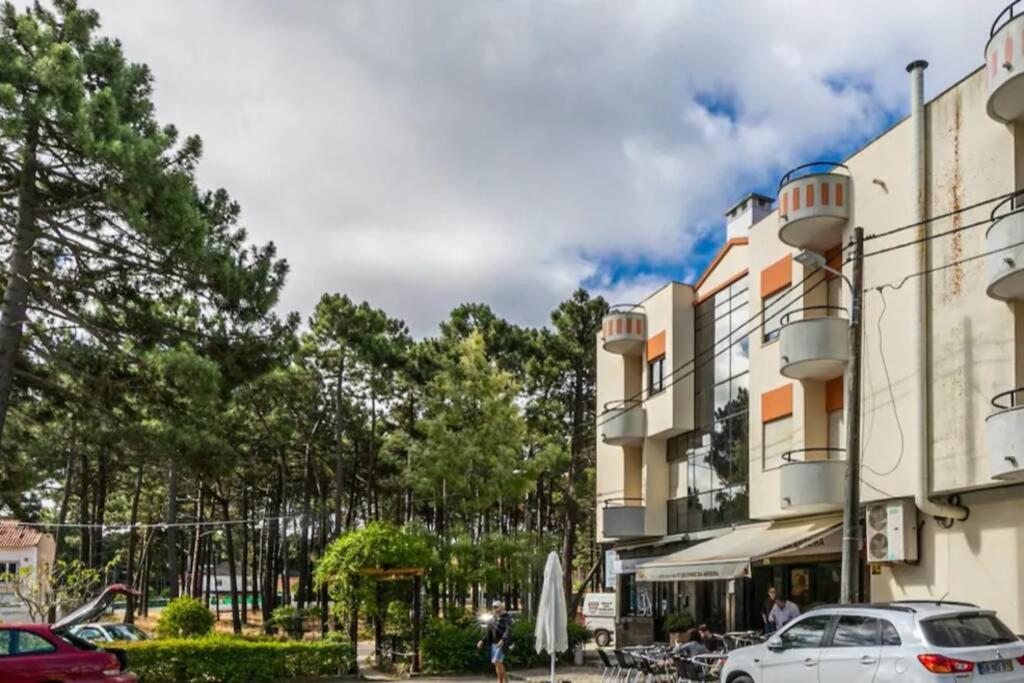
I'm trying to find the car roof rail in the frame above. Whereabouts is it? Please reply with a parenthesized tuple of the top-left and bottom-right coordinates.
(806, 603, 918, 614)
(891, 599, 980, 609)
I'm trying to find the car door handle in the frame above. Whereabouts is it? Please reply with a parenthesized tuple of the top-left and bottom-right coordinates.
(804, 657, 817, 667)
(861, 655, 878, 665)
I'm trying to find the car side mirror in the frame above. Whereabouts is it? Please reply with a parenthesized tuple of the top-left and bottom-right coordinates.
(766, 640, 786, 652)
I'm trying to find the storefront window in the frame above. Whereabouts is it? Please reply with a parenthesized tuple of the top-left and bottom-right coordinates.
(667, 277, 750, 535)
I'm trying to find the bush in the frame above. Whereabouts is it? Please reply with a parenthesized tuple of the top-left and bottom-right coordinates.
(268, 605, 322, 639)
(420, 615, 591, 674)
(156, 596, 215, 638)
(119, 636, 355, 683)
(663, 610, 695, 634)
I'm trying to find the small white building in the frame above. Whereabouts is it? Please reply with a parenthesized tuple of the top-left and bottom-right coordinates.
(0, 519, 56, 622)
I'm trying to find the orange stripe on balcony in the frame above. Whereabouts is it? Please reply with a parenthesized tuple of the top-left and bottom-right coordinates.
(781, 192, 789, 217)
(821, 182, 830, 206)
(826, 376, 844, 412)
(636, 318, 643, 336)
(762, 384, 793, 423)
(1007, 36, 1014, 65)
(792, 186, 801, 211)
(760, 254, 793, 299)
(647, 331, 666, 362)
(805, 183, 814, 208)
(835, 182, 844, 207)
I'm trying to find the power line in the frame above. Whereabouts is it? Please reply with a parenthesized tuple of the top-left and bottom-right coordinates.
(12, 514, 304, 532)
(871, 234, 1024, 293)
(862, 188, 1021, 242)
(859, 207, 1024, 261)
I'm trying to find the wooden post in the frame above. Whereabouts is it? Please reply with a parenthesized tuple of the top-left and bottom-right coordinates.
(348, 575, 360, 675)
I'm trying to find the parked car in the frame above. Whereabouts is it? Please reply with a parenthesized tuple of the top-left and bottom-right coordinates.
(581, 592, 616, 647)
(68, 622, 150, 643)
(722, 601, 1024, 682)
(0, 584, 138, 683)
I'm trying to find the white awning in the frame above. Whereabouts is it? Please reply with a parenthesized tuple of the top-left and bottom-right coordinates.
(635, 515, 842, 582)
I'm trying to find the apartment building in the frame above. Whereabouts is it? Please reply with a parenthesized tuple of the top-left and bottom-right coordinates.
(596, 8, 1024, 643)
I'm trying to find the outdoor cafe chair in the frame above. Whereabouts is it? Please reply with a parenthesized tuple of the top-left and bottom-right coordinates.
(597, 647, 620, 682)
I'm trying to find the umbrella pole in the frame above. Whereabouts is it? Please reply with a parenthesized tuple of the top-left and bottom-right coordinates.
(550, 652, 555, 682)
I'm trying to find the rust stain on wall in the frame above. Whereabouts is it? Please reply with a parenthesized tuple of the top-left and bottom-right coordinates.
(945, 91, 964, 300)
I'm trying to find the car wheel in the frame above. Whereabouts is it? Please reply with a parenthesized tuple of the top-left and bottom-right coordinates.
(730, 675, 754, 683)
(594, 629, 611, 647)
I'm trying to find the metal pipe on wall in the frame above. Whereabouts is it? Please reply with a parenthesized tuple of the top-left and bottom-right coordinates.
(906, 59, 968, 522)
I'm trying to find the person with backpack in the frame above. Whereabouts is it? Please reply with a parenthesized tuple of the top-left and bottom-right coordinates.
(477, 601, 513, 683)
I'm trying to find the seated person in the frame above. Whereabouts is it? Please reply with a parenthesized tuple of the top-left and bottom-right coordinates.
(697, 624, 724, 653)
(671, 628, 708, 658)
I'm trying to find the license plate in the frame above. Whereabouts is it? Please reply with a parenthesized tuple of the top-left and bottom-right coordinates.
(979, 659, 1014, 674)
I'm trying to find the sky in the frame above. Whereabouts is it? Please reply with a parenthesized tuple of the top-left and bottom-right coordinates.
(85, 0, 1005, 337)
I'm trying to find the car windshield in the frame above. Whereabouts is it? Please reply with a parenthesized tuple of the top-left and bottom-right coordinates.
(104, 624, 147, 641)
(52, 629, 98, 651)
(921, 613, 1019, 647)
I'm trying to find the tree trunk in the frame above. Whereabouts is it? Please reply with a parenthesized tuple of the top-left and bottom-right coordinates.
(561, 371, 585, 615)
(91, 451, 108, 569)
(190, 484, 206, 598)
(333, 357, 345, 536)
(369, 383, 378, 520)
(78, 453, 90, 566)
(219, 493, 242, 634)
(0, 122, 39, 444)
(124, 464, 144, 624)
(298, 441, 313, 608)
(54, 449, 74, 560)
(166, 460, 180, 598)
(240, 485, 249, 624)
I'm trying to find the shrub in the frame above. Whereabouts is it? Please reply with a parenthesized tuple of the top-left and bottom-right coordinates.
(119, 636, 355, 683)
(420, 615, 591, 673)
(663, 610, 695, 634)
(156, 596, 215, 638)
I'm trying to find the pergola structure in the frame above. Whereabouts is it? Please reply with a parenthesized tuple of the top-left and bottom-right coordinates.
(355, 566, 425, 673)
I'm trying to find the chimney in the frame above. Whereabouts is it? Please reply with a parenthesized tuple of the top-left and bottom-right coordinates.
(724, 192, 774, 239)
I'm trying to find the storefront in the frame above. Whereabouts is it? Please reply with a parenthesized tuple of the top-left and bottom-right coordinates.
(635, 515, 843, 633)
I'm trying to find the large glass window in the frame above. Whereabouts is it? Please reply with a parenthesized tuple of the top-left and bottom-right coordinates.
(648, 356, 666, 395)
(778, 615, 832, 649)
(667, 276, 749, 534)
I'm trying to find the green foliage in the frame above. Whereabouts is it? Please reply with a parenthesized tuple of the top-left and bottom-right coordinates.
(156, 596, 215, 638)
(663, 610, 695, 633)
(118, 636, 354, 683)
(421, 616, 591, 673)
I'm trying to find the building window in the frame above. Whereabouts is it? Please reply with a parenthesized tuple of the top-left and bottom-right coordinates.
(648, 355, 666, 394)
(762, 286, 789, 343)
(762, 415, 794, 470)
(0, 561, 17, 578)
(667, 275, 750, 535)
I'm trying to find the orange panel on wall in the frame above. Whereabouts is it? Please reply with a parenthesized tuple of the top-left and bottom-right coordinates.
(647, 331, 666, 361)
(760, 254, 793, 299)
(761, 384, 794, 423)
(826, 376, 844, 412)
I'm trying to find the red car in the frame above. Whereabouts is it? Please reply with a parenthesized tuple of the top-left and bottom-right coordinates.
(0, 584, 138, 683)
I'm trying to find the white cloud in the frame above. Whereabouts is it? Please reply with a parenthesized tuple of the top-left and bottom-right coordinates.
(85, 0, 1003, 335)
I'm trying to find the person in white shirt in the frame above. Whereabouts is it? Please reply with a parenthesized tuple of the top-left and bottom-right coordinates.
(768, 594, 801, 630)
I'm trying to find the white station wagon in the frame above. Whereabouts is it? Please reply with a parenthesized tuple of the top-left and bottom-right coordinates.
(721, 601, 1024, 682)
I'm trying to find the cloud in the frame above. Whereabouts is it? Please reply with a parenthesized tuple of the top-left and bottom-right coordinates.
(85, 0, 1002, 335)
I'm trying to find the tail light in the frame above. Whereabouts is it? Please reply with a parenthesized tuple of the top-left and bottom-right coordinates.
(1017, 655, 1024, 666)
(917, 654, 975, 674)
(102, 654, 123, 676)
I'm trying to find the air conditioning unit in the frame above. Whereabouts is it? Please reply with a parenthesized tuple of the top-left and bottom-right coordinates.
(866, 500, 919, 564)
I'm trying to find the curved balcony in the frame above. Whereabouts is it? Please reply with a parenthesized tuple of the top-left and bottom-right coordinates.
(985, 195, 1024, 300)
(601, 400, 645, 446)
(779, 449, 846, 514)
(777, 163, 851, 252)
(601, 304, 646, 355)
(987, 388, 1024, 480)
(986, 2, 1024, 123)
(779, 307, 850, 381)
(602, 498, 648, 539)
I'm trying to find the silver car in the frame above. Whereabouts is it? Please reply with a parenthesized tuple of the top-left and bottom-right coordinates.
(67, 622, 150, 644)
(721, 602, 1024, 682)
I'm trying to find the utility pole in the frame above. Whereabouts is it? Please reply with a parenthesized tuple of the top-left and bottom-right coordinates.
(841, 226, 865, 604)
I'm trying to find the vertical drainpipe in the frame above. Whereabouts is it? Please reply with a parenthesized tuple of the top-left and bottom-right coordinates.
(906, 60, 968, 521)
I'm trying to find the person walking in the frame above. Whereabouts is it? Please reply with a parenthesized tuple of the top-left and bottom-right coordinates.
(768, 593, 801, 630)
(478, 601, 512, 683)
(761, 586, 778, 633)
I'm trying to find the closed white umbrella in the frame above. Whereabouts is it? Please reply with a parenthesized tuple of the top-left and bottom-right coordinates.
(534, 551, 568, 682)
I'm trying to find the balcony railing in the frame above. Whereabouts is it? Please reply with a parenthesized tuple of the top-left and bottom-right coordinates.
(987, 1, 1024, 122)
(600, 400, 645, 446)
(601, 304, 646, 355)
(779, 306, 850, 381)
(985, 193, 1024, 300)
(778, 162, 851, 252)
(987, 388, 1024, 480)
(602, 498, 647, 539)
(779, 448, 846, 514)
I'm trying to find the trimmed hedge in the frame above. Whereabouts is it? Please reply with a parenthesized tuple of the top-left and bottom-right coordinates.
(155, 596, 215, 638)
(421, 615, 591, 674)
(118, 636, 355, 683)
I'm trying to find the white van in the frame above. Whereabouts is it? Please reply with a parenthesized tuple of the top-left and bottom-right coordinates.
(582, 592, 616, 646)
